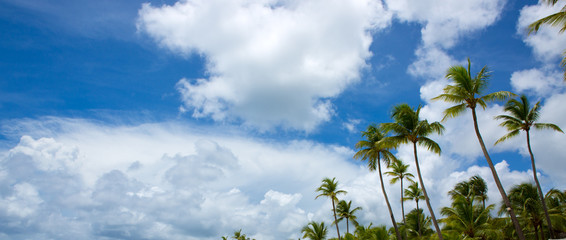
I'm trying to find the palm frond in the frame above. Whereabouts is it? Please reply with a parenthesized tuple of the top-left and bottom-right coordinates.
(494, 129, 521, 145)
(528, 11, 566, 34)
(533, 123, 564, 133)
(442, 104, 467, 121)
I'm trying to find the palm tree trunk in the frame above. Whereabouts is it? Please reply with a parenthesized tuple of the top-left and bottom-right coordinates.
(526, 130, 555, 238)
(401, 178, 406, 225)
(332, 199, 341, 240)
(416, 200, 421, 236)
(470, 108, 525, 240)
(412, 142, 443, 240)
(378, 156, 402, 240)
(346, 218, 349, 235)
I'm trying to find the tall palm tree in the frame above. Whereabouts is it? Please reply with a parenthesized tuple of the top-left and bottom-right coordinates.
(501, 183, 546, 240)
(404, 182, 426, 236)
(316, 177, 347, 240)
(385, 159, 415, 225)
(432, 59, 525, 240)
(302, 221, 328, 240)
(495, 94, 564, 238)
(528, 0, 566, 80)
(335, 200, 362, 235)
(354, 124, 403, 240)
(381, 103, 445, 240)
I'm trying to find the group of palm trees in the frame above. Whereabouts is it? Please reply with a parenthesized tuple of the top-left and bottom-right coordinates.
(304, 59, 564, 240)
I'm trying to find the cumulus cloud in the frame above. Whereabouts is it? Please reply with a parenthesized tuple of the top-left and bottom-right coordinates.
(510, 67, 565, 96)
(137, 0, 392, 131)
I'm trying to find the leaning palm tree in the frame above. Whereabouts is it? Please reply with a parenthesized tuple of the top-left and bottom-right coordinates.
(335, 200, 362, 235)
(354, 124, 403, 240)
(381, 103, 445, 240)
(302, 221, 328, 240)
(316, 177, 347, 240)
(528, 0, 566, 80)
(404, 182, 426, 237)
(495, 94, 564, 238)
(432, 59, 525, 240)
(385, 159, 415, 225)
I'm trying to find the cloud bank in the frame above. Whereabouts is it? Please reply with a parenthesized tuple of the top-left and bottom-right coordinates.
(0, 117, 553, 239)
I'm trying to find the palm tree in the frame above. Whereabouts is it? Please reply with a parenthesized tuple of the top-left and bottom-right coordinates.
(316, 177, 347, 240)
(495, 94, 564, 238)
(385, 159, 415, 225)
(432, 58, 525, 240)
(335, 200, 362, 235)
(470, 175, 488, 208)
(353, 124, 403, 240)
(501, 183, 546, 240)
(448, 175, 488, 208)
(528, 0, 566, 80)
(404, 208, 434, 239)
(354, 224, 389, 240)
(381, 103, 445, 240)
(441, 195, 498, 239)
(302, 221, 328, 240)
(232, 229, 253, 240)
(404, 182, 426, 237)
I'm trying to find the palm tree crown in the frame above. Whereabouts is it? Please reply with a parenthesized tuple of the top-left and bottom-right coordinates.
(302, 221, 328, 240)
(495, 95, 563, 145)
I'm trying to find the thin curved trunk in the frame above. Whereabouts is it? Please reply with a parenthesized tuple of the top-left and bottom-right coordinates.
(378, 155, 402, 240)
(332, 199, 341, 240)
(412, 142, 443, 240)
(401, 178, 406, 225)
(346, 218, 349, 235)
(527, 130, 555, 238)
(471, 108, 525, 240)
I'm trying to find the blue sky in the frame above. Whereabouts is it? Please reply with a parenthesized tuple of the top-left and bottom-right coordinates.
(1, 0, 566, 239)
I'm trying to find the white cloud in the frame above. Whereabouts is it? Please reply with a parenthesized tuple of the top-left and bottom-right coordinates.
(510, 68, 565, 96)
(385, 0, 505, 49)
(408, 47, 458, 80)
(518, 2, 566, 63)
(0, 117, 558, 238)
(342, 118, 361, 133)
(138, 0, 392, 131)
